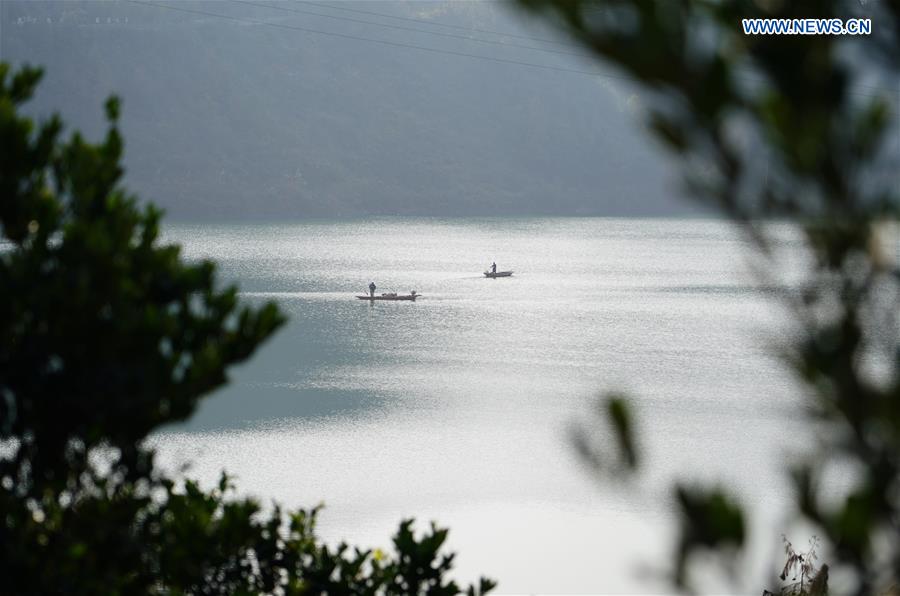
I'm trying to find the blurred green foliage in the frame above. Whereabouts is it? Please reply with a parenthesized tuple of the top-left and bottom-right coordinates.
(0, 63, 494, 595)
(515, 0, 899, 593)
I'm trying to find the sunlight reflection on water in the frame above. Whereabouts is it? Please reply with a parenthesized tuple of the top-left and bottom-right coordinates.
(151, 217, 812, 593)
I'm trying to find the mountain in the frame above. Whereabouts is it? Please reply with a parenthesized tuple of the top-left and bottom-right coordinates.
(1, 0, 696, 219)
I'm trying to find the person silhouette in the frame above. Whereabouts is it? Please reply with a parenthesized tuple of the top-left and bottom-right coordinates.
(368, 281, 376, 297)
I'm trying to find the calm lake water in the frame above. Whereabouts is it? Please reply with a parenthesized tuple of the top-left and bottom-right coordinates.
(152, 218, 812, 593)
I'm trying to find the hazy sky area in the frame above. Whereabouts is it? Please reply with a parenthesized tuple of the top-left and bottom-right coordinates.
(0, 0, 702, 220)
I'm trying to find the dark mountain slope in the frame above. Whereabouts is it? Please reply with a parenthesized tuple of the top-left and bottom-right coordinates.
(2, 0, 693, 219)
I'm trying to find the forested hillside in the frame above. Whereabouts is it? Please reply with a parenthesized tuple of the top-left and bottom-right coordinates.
(1, 0, 690, 219)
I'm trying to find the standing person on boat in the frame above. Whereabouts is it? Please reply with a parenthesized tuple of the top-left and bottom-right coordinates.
(368, 281, 376, 297)
(491, 262, 497, 274)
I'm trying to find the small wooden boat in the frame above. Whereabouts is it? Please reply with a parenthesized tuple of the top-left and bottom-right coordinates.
(356, 292, 419, 301)
(484, 271, 513, 278)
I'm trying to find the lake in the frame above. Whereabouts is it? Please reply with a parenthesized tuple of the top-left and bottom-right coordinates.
(152, 217, 810, 593)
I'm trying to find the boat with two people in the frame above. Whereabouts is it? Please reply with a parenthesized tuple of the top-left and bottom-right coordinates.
(356, 284, 419, 301)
